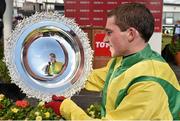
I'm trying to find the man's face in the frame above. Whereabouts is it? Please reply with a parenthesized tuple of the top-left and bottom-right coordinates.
(104, 16, 130, 57)
(49, 56, 55, 63)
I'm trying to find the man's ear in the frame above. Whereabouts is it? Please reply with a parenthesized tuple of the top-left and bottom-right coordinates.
(127, 27, 137, 43)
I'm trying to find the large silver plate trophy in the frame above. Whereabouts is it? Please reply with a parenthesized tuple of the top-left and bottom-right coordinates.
(4, 12, 93, 101)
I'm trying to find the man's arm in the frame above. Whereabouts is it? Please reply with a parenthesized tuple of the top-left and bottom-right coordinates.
(60, 81, 172, 120)
(85, 58, 114, 92)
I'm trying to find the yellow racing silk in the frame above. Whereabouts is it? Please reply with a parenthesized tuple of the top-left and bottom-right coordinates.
(60, 44, 180, 120)
(48, 62, 63, 75)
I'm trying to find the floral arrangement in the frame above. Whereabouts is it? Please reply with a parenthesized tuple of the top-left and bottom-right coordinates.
(0, 94, 13, 118)
(0, 94, 61, 121)
(86, 103, 101, 119)
(2, 100, 32, 120)
(26, 101, 60, 120)
(0, 93, 101, 120)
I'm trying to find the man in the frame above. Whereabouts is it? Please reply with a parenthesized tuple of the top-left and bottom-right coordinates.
(45, 3, 180, 120)
(45, 53, 63, 76)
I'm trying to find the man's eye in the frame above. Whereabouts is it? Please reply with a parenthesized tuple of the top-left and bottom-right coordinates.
(107, 31, 112, 35)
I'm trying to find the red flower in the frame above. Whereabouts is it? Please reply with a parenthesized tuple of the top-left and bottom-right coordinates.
(0, 103, 4, 109)
(15, 100, 29, 108)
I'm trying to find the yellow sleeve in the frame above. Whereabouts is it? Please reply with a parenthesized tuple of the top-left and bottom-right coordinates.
(105, 81, 173, 120)
(61, 82, 172, 120)
(60, 99, 92, 120)
(85, 59, 114, 92)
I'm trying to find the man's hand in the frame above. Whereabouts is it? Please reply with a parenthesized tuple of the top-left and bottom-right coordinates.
(45, 95, 66, 115)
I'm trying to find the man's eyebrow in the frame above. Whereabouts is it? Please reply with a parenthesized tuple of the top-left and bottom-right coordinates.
(104, 28, 112, 32)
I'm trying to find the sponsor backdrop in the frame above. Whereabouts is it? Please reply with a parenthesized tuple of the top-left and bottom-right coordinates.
(65, 0, 163, 67)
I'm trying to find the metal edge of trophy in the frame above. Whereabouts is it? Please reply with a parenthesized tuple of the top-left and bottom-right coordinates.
(4, 11, 93, 101)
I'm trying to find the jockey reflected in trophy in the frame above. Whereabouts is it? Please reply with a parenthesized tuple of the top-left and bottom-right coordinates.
(43, 53, 64, 76)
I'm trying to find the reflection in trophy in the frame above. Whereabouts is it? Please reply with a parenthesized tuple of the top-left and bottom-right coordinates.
(43, 53, 64, 76)
(5, 12, 93, 100)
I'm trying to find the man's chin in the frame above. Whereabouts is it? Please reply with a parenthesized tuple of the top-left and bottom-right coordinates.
(111, 53, 117, 58)
(111, 53, 122, 57)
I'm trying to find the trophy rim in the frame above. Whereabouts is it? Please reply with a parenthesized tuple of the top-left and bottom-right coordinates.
(4, 12, 93, 101)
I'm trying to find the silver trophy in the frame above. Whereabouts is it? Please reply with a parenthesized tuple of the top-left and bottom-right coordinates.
(4, 12, 93, 101)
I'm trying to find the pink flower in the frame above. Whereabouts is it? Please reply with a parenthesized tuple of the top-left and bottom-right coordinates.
(15, 100, 29, 108)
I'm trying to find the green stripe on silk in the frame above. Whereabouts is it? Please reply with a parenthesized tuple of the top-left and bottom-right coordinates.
(115, 76, 180, 120)
(101, 44, 166, 117)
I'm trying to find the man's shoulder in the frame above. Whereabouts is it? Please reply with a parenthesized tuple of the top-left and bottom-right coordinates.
(56, 61, 63, 66)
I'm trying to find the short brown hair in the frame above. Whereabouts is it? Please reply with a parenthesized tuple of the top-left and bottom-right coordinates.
(107, 3, 154, 42)
(49, 53, 56, 58)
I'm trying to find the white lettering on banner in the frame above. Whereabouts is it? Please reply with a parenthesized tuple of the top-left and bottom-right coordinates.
(93, 10, 104, 12)
(80, 9, 90, 12)
(155, 18, 160, 22)
(66, 1, 76, 4)
(80, 17, 89, 20)
(107, 10, 111, 12)
(96, 42, 109, 48)
(93, 18, 103, 21)
(93, 1, 104, 4)
(155, 27, 160, 30)
(80, 1, 90, 4)
(150, 2, 160, 5)
(107, 1, 117, 4)
(151, 10, 161, 13)
(66, 9, 76, 12)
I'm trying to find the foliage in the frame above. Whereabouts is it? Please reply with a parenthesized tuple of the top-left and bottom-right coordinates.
(162, 35, 172, 51)
(26, 101, 61, 120)
(86, 103, 101, 119)
(0, 96, 61, 120)
(169, 38, 180, 55)
(0, 94, 13, 117)
(0, 41, 4, 59)
(0, 60, 11, 83)
(0, 41, 11, 83)
(2, 100, 32, 120)
(0, 93, 101, 120)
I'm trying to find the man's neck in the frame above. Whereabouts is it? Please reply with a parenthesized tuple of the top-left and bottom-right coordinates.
(123, 42, 148, 56)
